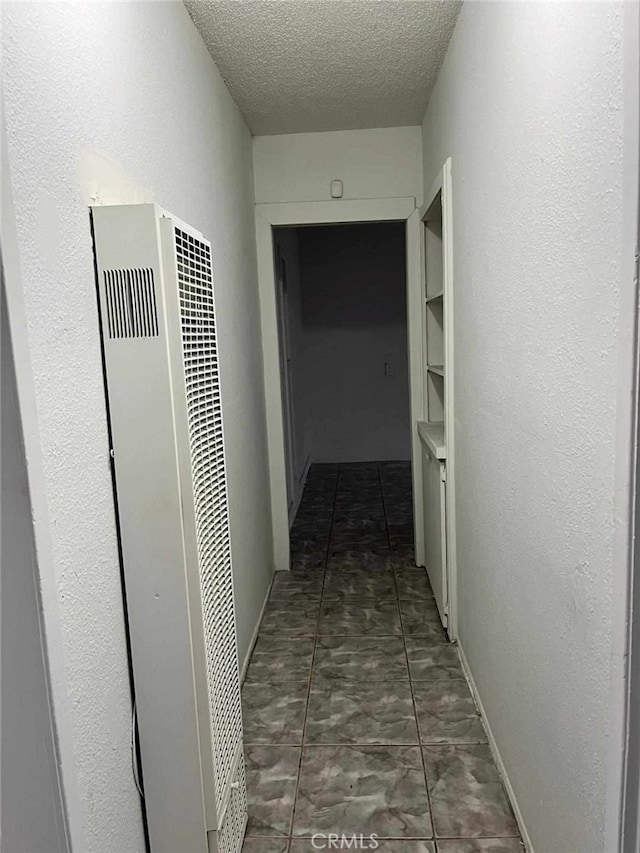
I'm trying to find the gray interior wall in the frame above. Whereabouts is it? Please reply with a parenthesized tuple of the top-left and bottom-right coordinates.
(1, 266, 69, 853)
(297, 222, 410, 463)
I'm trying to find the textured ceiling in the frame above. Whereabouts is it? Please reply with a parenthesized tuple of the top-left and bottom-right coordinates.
(184, 0, 461, 135)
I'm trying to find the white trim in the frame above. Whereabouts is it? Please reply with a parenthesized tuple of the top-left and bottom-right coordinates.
(407, 208, 426, 566)
(289, 454, 312, 529)
(255, 196, 419, 571)
(442, 158, 458, 640)
(239, 572, 274, 685)
(457, 641, 534, 853)
(421, 159, 458, 639)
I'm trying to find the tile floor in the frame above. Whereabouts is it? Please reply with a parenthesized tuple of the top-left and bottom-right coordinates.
(242, 462, 523, 852)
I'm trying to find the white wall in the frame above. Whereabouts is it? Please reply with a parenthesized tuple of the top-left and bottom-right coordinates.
(253, 126, 423, 205)
(1, 270, 69, 853)
(421, 3, 638, 851)
(297, 223, 410, 463)
(2, 3, 272, 850)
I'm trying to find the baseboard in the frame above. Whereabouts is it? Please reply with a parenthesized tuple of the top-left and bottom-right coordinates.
(239, 573, 274, 685)
(457, 640, 534, 853)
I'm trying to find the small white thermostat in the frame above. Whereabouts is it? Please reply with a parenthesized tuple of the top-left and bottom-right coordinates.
(330, 179, 343, 199)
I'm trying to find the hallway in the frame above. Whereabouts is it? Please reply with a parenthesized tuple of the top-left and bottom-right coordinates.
(242, 462, 523, 851)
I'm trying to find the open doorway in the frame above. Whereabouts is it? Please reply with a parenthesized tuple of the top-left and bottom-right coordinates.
(255, 197, 425, 577)
(273, 222, 413, 567)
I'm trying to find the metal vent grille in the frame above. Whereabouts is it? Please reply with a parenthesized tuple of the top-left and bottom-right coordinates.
(104, 268, 158, 339)
(217, 762, 247, 853)
(175, 227, 243, 816)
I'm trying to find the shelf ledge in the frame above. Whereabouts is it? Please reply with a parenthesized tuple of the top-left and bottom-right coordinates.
(417, 421, 446, 460)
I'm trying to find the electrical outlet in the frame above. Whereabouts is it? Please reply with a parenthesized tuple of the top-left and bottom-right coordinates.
(384, 362, 394, 376)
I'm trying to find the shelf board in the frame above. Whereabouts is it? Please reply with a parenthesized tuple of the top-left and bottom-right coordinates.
(426, 291, 443, 303)
(427, 365, 445, 377)
(417, 420, 446, 460)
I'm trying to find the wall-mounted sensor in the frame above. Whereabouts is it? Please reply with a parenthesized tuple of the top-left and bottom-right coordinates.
(330, 179, 343, 199)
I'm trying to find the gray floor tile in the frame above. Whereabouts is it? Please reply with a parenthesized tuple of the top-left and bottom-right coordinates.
(245, 745, 301, 836)
(423, 744, 519, 838)
(412, 682, 487, 744)
(245, 637, 314, 683)
(323, 570, 396, 598)
(333, 508, 386, 522)
(437, 841, 524, 853)
(391, 543, 415, 562)
(260, 599, 320, 637)
(313, 635, 409, 681)
(292, 518, 332, 535)
(405, 639, 464, 680)
(241, 462, 522, 852)
(319, 598, 401, 635)
(332, 519, 387, 537)
(327, 548, 394, 573)
(270, 572, 324, 601)
(293, 745, 433, 838)
(388, 522, 414, 540)
(242, 681, 309, 745)
(305, 680, 418, 744)
(290, 535, 330, 553)
(395, 570, 435, 600)
(330, 533, 389, 552)
(399, 600, 447, 640)
(290, 551, 327, 574)
(242, 838, 289, 852)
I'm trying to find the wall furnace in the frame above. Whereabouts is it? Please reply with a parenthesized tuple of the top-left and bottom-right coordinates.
(92, 204, 246, 853)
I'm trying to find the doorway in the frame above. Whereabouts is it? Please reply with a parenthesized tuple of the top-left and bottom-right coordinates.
(255, 197, 425, 573)
(273, 222, 412, 545)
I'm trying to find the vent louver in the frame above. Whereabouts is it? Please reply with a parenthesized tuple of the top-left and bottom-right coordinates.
(175, 227, 243, 820)
(104, 268, 158, 339)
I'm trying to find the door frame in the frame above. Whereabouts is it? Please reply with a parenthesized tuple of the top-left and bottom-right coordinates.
(255, 197, 423, 572)
(273, 246, 297, 523)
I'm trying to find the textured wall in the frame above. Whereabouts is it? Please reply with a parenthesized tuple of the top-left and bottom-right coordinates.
(1, 273, 69, 853)
(2, 2, 272, 849)
(421, 3, 634, 851)
(253, 126, 423, 204)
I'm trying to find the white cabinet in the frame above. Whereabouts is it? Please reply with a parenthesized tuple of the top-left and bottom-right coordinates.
(421, 443, 448, 630)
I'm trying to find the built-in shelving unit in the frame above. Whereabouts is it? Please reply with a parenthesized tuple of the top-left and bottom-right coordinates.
(417, 163, 454, 638)
(423, 189, 446, 449)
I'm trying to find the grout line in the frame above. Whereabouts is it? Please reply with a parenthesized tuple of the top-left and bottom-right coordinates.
(286, 464, 339, 843)
(385, 461, 438, 836)
(398, 565, 438, 841)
